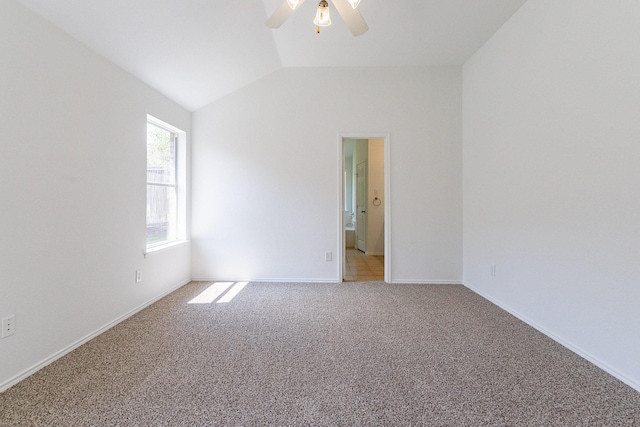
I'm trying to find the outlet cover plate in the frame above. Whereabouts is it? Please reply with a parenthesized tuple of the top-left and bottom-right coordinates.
(2, 315, 15, 338)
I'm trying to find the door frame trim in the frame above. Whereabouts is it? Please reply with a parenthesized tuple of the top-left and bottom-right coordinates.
(338, 133, 391, 283)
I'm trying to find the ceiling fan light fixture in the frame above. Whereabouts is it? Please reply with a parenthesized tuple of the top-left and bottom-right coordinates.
(347, 0, 361, 9)
(313, 0, 332, 27)
(286, 0, 300, 10)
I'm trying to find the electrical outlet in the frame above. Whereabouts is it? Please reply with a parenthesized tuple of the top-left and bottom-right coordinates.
(325, 251, 332, 261)
(2, 315, 15, 338)
(136, 269, 142, 283)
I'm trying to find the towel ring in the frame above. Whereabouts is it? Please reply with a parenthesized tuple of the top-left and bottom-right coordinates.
(372, 197, 382, 206)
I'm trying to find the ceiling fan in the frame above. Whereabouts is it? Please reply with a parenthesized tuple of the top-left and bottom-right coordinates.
(265, 0, 369, 37)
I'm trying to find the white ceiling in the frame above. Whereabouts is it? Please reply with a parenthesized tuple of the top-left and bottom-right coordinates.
(17, 0, 527, 111)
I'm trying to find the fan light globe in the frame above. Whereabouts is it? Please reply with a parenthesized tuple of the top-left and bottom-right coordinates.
(314, 0, 331, 26)
(286, 0, 299, 10)
(347, 0, 361, 8)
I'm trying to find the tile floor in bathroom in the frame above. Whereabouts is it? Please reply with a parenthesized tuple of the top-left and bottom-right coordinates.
(344, 248, 384, 282)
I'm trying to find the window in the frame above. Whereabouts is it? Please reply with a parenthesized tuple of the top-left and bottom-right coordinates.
(146, 116, 186, 248)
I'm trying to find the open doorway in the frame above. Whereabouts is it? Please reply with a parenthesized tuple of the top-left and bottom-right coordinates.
(338, 134, 390, 282)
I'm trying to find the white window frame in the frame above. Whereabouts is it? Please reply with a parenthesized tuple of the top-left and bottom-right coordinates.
(146, 115, 187, 251)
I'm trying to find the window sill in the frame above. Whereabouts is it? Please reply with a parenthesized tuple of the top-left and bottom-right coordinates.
(145, 240, 189, 257)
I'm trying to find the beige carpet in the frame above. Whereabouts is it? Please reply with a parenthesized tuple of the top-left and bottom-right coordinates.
(1, 281, 639, 426)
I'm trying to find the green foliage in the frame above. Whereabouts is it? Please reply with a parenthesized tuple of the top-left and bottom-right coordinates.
(147, 123, 173, 167)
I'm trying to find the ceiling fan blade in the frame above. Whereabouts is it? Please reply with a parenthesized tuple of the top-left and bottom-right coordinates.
(265, 0, 306, 29)
(330, 0, 369, 36)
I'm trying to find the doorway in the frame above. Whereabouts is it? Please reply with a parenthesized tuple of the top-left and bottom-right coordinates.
(338, 134, 390, 282)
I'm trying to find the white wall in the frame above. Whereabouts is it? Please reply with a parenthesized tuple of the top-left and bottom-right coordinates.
(192, 67, 462, 283)
(367, 138, 385, 256)
(463, 0, 640, 390)
(0, 0, 191, 391)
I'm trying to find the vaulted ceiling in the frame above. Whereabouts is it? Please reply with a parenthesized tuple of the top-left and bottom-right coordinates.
(17, 0, 527, 111)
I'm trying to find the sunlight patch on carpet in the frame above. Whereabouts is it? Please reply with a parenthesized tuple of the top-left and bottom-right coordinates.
(217, 281, 248, 303)
(188, 282, 234, 304)
(188, 282, 249, 304)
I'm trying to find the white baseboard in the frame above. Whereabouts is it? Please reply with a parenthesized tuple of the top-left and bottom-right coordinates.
(0, 279, 191, 393)
(390, 279, 462, 285)
(190, 277, 341, 283)
(462, 281, 640, 393)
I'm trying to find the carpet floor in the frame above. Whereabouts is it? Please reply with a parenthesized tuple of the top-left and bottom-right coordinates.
(1, 281, 639, 426)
